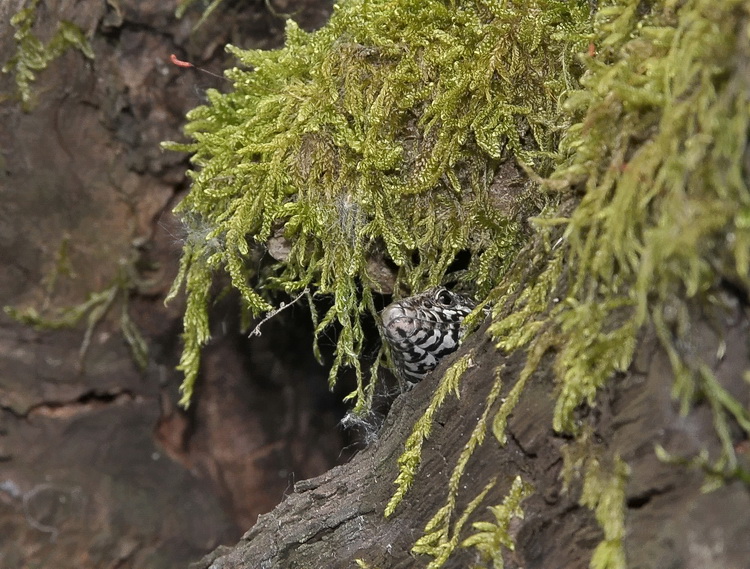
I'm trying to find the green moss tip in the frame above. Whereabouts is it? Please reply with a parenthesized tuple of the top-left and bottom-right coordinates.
(3, 0, 94, 110)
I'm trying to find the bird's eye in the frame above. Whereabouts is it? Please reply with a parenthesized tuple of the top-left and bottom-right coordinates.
(436, 289, 454, 306)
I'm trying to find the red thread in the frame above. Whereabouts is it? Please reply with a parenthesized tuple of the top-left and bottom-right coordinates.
(170, 54, 194, 68)
(170, 53, 227, 81)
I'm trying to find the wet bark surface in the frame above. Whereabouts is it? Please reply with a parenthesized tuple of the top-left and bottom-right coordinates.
(0, 1, 339, 568)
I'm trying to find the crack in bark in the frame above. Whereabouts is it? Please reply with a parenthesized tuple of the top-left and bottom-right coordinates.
(626, 483, 675, 510)
(506, 426, 538, 459)
(0, 389, 140, 420)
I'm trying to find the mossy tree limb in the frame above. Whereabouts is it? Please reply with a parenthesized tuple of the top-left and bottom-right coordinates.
(165, 0, 590, 409)
(173, 0, 750, 567)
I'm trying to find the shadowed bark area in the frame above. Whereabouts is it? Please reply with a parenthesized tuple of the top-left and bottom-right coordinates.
(0, 1, 340, 567)
(191, 294, 750, 569)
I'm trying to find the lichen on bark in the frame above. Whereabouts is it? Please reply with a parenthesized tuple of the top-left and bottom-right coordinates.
(2, 0, 94, 110)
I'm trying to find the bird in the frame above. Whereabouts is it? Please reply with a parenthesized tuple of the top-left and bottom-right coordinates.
(379, 287, 479, 386)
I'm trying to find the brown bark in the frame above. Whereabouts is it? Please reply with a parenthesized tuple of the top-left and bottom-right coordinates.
(2, 2, 750, 569)
(0, 1, 339, 568)
(191, 294, 750, 569)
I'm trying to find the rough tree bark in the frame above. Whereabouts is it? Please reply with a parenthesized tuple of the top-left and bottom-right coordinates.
(192, 295, 750, 569)
(3, 2, 749, 569)
(0, 1, 340, 568)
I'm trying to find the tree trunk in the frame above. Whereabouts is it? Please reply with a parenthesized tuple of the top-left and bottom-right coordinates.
(0, 2, 340, 567)
(192, 296, 750, 569)
(3, 2, 750, 568)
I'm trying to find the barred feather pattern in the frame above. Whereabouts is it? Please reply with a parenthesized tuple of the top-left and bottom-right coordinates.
(380, 287, 477, 383)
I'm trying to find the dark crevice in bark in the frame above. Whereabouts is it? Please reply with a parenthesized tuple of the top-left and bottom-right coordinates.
(507, 426, 539, 459)
(3, 389, 142, 420)
(626, 484, 675, 509)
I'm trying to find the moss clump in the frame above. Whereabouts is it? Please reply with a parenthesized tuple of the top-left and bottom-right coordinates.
(385, 0, 750, 566)
(165, 0, 590, 409)
(169, 0, 750, 565)
(2, 0, 94, 110)
(482, 0, 750, 565)
(491, 0, 750, 466)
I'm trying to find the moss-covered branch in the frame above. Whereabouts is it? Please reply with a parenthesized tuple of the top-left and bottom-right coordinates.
(491, 0, 750, 467)
(165, 0, 589, 408)
(169, 0, 750, 566)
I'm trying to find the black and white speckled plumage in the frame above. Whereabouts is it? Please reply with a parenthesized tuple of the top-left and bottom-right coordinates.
(380, 287, 477, 383)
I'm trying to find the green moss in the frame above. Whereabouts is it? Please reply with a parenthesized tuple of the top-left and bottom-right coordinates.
(410, 367, 514, 569)
(460, 476, 534, 569)
(4, 241, 150, 371)
(413, 477, 498, 569)
(2, 0, 94, 110)
(582, 457, 629, 569)
(654, 443, 750, 491)
(484, 0, 750, 565)
(166, 0, 590, 408)
(176, 0, 225, 23)
(490, 0, 750, 465)
(169, 0, 750, 565)
(561, 433, 629, 569)
(384, 352, 472, 518)
(416, 358, 502, 528)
